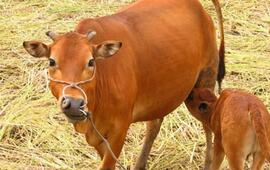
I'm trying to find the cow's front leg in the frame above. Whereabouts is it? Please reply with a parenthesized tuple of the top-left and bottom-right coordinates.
(98, 126, 128, 170)
(133, 118, 163, 170)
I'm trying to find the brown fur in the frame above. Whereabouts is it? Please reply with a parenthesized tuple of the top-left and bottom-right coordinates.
(23, 0, 225, 169)
(186, 88, 270, 170)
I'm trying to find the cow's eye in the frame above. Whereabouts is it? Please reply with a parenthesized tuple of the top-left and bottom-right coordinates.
(49, 58, 56, 67)
(88, 59, 95, 67)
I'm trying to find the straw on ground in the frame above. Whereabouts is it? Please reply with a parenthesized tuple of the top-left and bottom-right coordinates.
(0, 0, 269, 169)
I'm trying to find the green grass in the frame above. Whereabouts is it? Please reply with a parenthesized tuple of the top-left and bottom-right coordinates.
(0, 0, 269, 169)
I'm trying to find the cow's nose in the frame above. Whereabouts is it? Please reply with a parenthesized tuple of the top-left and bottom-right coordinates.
(61, 97, 86, 120)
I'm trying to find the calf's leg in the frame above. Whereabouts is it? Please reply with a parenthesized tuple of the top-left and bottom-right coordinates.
(223, 137, 246, 170)
(210, 136, 225, 170)
(133, 118, 163, 170)
(203, 125, 213, 170)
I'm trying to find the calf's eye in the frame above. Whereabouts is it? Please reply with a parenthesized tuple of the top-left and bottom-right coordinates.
(88, 59, 95, 67)
(49, 58, 56, 67)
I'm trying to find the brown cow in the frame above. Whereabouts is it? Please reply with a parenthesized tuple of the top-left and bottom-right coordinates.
(186, 88, 270, 170)
(23, 0, 225, 169)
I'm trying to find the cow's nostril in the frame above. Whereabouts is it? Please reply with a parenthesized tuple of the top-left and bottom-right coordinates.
(62, 98, 71, 109)
(79, 100, 85, 107)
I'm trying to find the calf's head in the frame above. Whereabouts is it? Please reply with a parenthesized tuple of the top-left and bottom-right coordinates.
(186, 88, 218, 123)
(23, 31, 122, 122)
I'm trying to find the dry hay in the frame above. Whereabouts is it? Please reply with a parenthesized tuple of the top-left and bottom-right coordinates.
(0, 0, 269, 169)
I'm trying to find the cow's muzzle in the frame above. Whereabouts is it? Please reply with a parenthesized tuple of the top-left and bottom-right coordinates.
(61, 97, 88, 120)
(46, 64, 96, 122)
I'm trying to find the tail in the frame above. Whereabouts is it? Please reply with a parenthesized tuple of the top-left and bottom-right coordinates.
(211, 0, 225, 93)
(250, 106, 270, 161)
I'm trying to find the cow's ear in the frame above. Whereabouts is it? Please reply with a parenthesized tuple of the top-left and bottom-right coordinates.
(198, 88, 217, 103)
(94, 41, 122, 59)
(23, 41, 49, 58)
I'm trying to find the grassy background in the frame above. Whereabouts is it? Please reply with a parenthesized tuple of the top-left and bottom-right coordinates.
(0, 0, 269, 169)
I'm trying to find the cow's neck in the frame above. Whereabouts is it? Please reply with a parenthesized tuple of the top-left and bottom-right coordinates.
(92, 62, 114, 119)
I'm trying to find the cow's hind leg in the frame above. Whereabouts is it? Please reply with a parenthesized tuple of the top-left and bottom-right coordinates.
(185, 65, 219, 170)
(133, 118, 163, 170)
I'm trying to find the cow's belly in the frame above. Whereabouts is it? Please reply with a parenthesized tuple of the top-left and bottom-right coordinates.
(130, 25, 205, 122)
(132, 60, 201, 122)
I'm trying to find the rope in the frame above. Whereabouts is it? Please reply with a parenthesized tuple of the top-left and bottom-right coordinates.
(46, 63, 96, 108)
(80, 110, 127, 170)
(46, 62, 126, 170)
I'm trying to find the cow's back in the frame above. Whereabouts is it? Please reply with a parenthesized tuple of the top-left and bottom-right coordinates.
(76, 0, 218, 122)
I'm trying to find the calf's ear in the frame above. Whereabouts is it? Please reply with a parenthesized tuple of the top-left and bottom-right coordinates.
(198, 102, 209, 113)
(23, 41, 49, 58)
(94, 41, 122, 59)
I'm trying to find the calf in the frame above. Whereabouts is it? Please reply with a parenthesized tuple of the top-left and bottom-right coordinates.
(186, 88, 270, 170)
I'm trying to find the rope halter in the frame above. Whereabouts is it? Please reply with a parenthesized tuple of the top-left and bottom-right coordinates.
(46, 62, 96, 114)
(45, 62, 126, 170)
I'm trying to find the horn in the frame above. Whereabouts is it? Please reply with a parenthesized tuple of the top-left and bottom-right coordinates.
(46, 31, 59, 41)
(87, 31, 97, 40)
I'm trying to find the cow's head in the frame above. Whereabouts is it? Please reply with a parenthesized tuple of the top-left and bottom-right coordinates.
(186, 88, 217, 123)
(23, 31, 122, 122)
